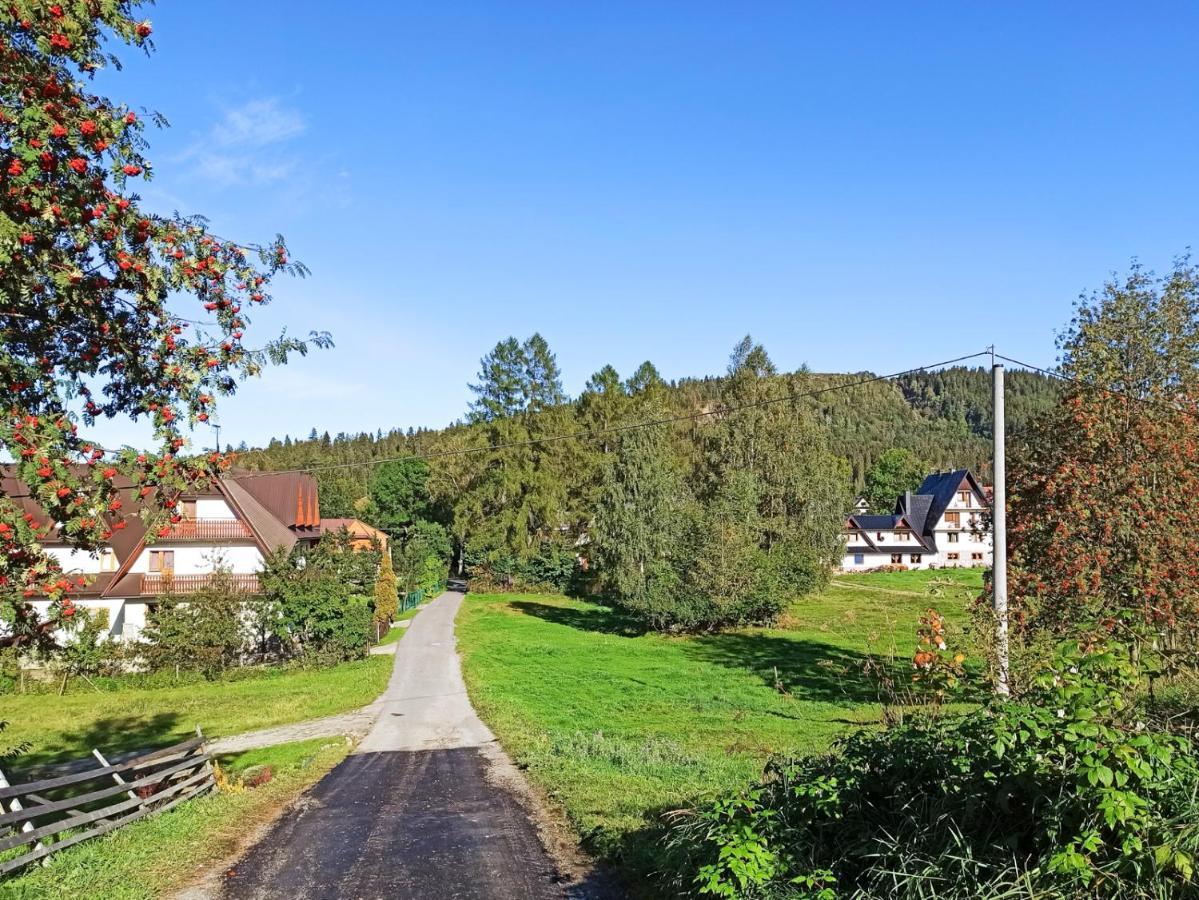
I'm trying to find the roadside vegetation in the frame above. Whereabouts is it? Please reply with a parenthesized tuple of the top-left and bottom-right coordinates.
(459, 262, 1199, 899)
(0, 737, 351, 900)
(0, 656, 389, 767)
(457, 569, 981, 886)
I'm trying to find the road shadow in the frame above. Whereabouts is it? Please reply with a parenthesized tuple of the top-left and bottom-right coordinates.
(510, 600, 647, 637)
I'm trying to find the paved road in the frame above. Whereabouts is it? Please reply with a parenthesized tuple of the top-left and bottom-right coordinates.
(219, 591, 567, 900)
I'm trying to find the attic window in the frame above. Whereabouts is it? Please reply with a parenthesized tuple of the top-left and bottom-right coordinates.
(894, 530, 911, 540)
(958, 490, 971, 504)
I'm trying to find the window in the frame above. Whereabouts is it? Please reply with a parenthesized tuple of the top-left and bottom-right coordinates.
(99, 549, 117, 572)
(945, 511, 960, 527)
(972, 552, 984, 562)
(947, 552, 960, 561)
(148, 550, 175, 572)
(958, 490, 971, 504)
(853, 553, 864, 565)
(181, 499, 197, 519)
(894, 530, 911, 541)
(891, 553, 903, 564)
(910, 554, 922, 564)
(947, 532, 959, 543)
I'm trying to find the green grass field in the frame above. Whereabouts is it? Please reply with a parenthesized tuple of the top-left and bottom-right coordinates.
(457, 568, 983, 880)
(0, 737, 351, 900)
(0, 656, 391, 767)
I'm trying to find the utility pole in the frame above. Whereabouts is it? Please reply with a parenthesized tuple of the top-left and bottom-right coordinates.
(992, 360, 1010, 696)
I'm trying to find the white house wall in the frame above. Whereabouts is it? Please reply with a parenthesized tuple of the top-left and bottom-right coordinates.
(44, 546, 111, 574)
(126, 543, 263, 575)
(195, 497, 236, 519)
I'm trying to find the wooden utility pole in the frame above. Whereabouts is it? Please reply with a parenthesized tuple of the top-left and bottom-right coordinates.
(992, 360, 1010, 696)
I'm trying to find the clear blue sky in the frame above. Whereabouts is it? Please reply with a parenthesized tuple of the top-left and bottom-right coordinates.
(91, 1, 1199, 449)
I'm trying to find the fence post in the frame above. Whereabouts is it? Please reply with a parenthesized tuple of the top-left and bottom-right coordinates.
(93, 748, 138, 802)
(0, 765, 43, 853)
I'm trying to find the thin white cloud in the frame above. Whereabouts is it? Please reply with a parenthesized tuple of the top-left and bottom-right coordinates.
(179, 97, 306, 188)
(213, 98, 305, 148)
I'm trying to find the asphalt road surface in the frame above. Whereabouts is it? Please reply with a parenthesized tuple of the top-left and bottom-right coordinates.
(219, 591, 567, 900)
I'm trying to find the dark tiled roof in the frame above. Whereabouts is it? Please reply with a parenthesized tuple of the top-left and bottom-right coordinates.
(915, 469, 987, 533)
(849, 514, 902, 530)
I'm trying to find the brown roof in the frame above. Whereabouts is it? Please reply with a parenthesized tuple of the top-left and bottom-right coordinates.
(319, 517, 388, 548)
(219, 476, 302, 554)
(4, 467, 330, 599)
(229, 470, 321, 532)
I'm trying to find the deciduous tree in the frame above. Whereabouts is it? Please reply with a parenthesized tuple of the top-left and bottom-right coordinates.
(0, 2, 324, 648)
(1009, 260, 1199, 657)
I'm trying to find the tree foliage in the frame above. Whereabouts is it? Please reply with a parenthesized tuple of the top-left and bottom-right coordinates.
(863, 447, 928, 513)
(591, 338, 852, 630)
(139, 569, 249, 680)
(259, 531, 376, 663)
(0, 2, 323, 648)
(1009, 260, 1199, 659)
(372, 547, 398, 627)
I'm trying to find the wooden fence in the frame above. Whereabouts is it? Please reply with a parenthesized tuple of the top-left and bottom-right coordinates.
(0, 730, 213, 876)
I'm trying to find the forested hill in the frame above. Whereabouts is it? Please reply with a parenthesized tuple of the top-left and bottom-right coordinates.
(236, 364, 1059, 518)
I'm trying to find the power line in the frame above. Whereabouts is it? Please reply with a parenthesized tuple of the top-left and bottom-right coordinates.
(227, 350, 994, 480)
(994, 353, 1195, 416)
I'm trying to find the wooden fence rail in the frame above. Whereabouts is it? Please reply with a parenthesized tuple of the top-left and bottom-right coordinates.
(0, 729, 213, 876)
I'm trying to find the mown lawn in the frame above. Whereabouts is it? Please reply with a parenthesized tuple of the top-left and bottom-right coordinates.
(0, 656, 391, 767)
(457, 568, 983, 881)
(0, 737, 351, 900)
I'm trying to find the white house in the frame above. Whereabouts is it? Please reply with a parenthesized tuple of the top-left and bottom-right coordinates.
(5, 469, 327, 641)
(840, 469, 992, 571)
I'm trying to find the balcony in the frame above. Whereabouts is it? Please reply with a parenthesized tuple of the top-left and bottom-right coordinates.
(161, 519, 253, 541)
(140, 573, 261, 595)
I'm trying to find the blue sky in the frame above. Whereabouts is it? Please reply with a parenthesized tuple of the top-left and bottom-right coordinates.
(91, 2, 1199, 449)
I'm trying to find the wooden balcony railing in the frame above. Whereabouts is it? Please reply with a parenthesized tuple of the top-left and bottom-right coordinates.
(161, 519, 253, 541)
(140, 573, 261, 596)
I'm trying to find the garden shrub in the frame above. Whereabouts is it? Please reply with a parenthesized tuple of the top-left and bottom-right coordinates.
(139, 572, 249, 680)
(260, 532, 379, 663)
(465, 542, 581, 594)
(663, 641, 1199, 899)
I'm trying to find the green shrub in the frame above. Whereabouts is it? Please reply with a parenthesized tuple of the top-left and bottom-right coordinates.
(373, 550, 399, 626)
(260, 532, 379, 663)
(465, 542, 580, 594)
(52, 607, 122, 688)
(663, 641, 1199, 898)
(139, 572, 249, 680)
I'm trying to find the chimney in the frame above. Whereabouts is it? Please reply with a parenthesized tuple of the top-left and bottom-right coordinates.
(904, 489, 911, 511)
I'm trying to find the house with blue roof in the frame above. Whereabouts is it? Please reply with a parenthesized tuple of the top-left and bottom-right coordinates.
(841, 469, 992, 571)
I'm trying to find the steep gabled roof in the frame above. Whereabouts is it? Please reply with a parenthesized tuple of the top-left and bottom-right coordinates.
(915, 469, 988, 531)
(228, 471, 321, 534)
(218, 477, 300, 555)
